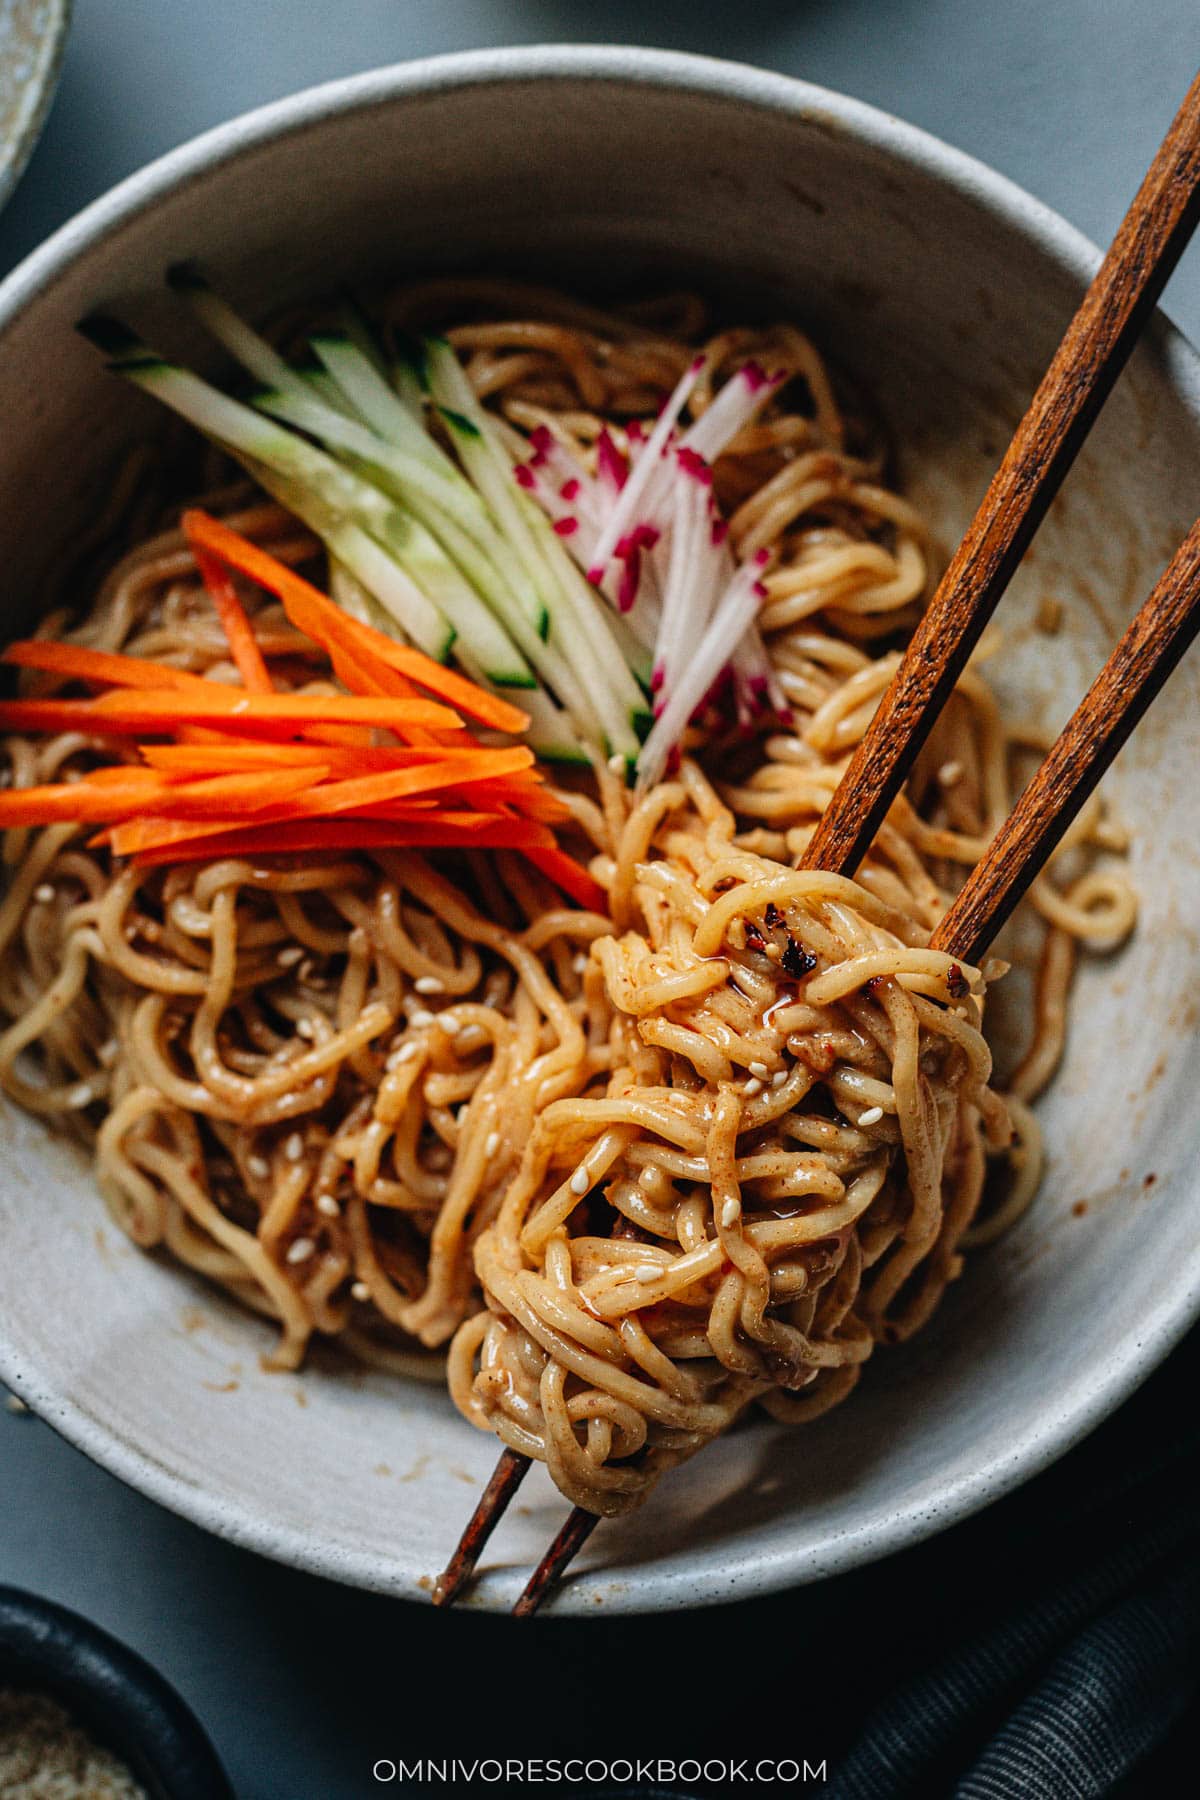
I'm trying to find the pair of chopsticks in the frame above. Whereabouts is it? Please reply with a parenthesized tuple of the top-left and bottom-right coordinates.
(435, 67, 1200, 1616)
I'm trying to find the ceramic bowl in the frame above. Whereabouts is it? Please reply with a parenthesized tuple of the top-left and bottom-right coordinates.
(0, 0, 70, 213)
(1, 48, 1199, 1613)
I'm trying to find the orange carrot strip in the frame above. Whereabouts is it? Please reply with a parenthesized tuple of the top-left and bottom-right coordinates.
(1, 641, 213, 692)
(139, 743, 336, 771)
(182, 511, 530, 734)
(141, 766, 327, 819)
(187, 531, 275, 694)
(0, 776, 168, 826)
(524, 847, 609, 913)
(0, 691, 461, 737)
(115, 809, 554, 860)
(140, 743, 527, 775)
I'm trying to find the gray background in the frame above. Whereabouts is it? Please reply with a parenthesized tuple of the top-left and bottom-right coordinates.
(2, 4, 1198, 1797)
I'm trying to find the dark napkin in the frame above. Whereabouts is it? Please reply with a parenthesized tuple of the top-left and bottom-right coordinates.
(824, 1328, 1200, 1798)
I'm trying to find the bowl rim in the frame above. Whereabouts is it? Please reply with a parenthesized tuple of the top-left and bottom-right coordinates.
(0, 0, 73, 216)
(0, 1583, 233, 1799)
(1, 44, 1199, 1614)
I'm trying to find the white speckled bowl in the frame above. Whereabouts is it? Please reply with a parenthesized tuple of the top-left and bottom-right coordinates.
(1, 49, 1199, 1614)
(0, 0, 70, 213)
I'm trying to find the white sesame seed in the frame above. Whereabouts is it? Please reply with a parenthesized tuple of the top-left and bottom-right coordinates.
(316, 1194, 340, 1218)
(98, 1038, 119, 1068)
(68, 1083, 94, 1107)
(859, 1105, 885, 1127)
(438, 1012, 459, 1034)
(284, 1132, 304, 1162)
(607, 752, 626, 775)
(248, 1155, 270, 1180)
(351, 1281, 370, 1302)
(33, 884, 55, 904)
(388, 1042, 418, 1068)
(772, 1069, 788, 1088)
(634, 1264, 661, 1284)
(410, 1010, 435, 1030)
(296, 1019, 316, 1040)
(748, 1060, 769, 1079)
(569, 1166, 590, 1195)
(743, 1077, 763, 1097)
(938, 760, 963, 786)
(277, 946, 304, 968)
(414, 975, 445, 995)
(573, 952, 588, 974)
(485, 1131, 501, 1158)
(286, 1236, 315, 1265)
(720, 1199, 741, 1228)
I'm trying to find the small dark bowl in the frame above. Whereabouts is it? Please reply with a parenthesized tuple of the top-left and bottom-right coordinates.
(0, 1586, 232, 1799)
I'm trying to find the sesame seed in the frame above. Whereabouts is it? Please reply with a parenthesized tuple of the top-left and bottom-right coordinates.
(388, 1042, 418, 1069)
(69, 1083, 94, 1107)
(351, 1281, 370, 1302)
(438, 1012, 459, 1035)
(6, 1394, 29, 1414)
(296, 1019, 316, 1040)
(284, 1132, 304, 1162)
(286, 1237, 315, 1265)
(721, 1199, 741, 1228)
(33, 884, 55, 904)
(743, 1077, 763, 1098)
(410, 1010, 435, 1030)
(277, 946, 304, 968)
(938, 760, 963, 786)
(316, 1194, 340, 1218)
(573, 952, 588, 974)
(859, 1105, 885, 1126)
(569, 1166, 590, 1195)
(748, 1060, 769, 1079)
(607, 752, 626, 775)
(98, 1038, 119, 1067)
(248, 1155, 270, 1179)
(414, 975, 445, 995)
(772, 1069, 788, 1088)
(634, 1264, 661, 1284)
(485, 1131, 501, 1158)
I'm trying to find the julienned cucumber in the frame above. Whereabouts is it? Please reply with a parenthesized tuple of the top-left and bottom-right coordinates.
(81, 287, 653, 764)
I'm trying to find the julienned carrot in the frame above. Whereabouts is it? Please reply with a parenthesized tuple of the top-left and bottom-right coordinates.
(0, 690, 461, 736)
(103, 753, 533, 854)
(2, 640, 212, 692)
(117, 811, 556, 861)
(524, 847, 609, 914)
(0, 765, 324, 829)
(0, 775, 168, 826)
(140, 743, 531, 774)
(182, 511, 530, 734)
(187, 531, 275, 694)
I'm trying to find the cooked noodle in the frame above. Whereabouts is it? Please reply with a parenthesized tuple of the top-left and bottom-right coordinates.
(0, 282, 1133, 1510)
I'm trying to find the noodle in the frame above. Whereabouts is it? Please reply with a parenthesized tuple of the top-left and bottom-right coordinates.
(0, 282, 1134, 1512)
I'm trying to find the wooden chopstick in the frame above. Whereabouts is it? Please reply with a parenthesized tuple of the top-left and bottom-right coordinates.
(932, 515, 1200, 964)
(433, 68, 1200, 1616)
(804, 67, 1200, 879)
(506, 513, 1200, 1616)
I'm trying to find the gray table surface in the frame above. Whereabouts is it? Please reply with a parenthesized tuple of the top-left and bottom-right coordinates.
(2, 5, 1198, 1797)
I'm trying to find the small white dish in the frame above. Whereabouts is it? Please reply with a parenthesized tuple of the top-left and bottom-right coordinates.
(0, 0, 70, 214)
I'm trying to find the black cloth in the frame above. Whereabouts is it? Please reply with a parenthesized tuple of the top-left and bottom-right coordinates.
(825, 1329, 1200, 1798)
